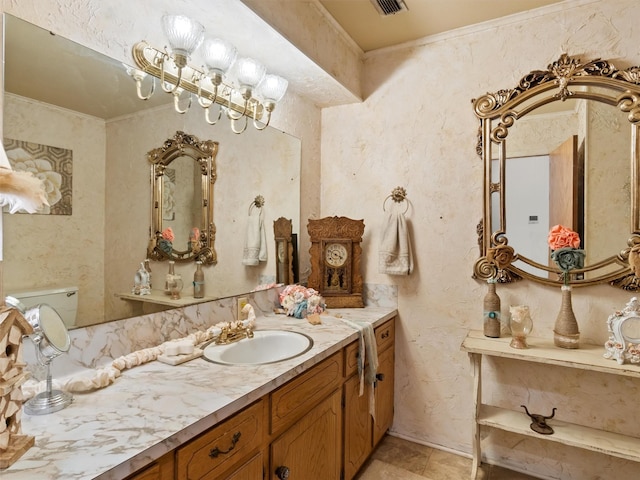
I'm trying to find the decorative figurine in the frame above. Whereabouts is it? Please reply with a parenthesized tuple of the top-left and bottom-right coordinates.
(521, 405, 557, 435)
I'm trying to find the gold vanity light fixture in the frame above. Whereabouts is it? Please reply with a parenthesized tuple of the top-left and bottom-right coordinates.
(130, 14, 288, 134)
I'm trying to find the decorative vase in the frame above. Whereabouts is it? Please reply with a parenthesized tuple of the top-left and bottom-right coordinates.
(509, 305, 533, 349)
(553, 285, 580, 349)
(168, 274, 184, 300)
(483, 278, 501, 338)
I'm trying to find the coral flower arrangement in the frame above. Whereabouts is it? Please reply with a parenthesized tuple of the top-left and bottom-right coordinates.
(547, 224, 585, 284)
(548, 224, 584, 349)
(279, 285, 326, 319)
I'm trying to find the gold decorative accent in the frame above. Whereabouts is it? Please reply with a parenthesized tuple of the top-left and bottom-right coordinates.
(383, 186, 409, 213)
(132, 42, 263, 119)
(215, 322, 254, 345)
(147, 131, 218, 265)
(473, 53, 640, 288)
(252, 195, 265, 209)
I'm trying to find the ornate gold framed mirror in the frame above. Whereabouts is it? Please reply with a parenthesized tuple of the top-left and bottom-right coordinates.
(147, 131, 218, 265)
(473, 54, 640, 289)
(274, 217, 294, 284)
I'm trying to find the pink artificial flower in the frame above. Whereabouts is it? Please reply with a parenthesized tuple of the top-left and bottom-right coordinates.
(161, 227, 175, 242)
(547, 224, 580, 250)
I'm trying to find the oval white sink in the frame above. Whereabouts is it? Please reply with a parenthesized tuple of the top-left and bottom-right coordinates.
(202, 330, 313, 365)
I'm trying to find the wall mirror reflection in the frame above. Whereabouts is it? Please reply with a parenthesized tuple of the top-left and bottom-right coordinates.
(2, 14, 301, 328)
(147, 131, 218, 265)
(274, 217, 296, 285)
(473, 53, 640, 289)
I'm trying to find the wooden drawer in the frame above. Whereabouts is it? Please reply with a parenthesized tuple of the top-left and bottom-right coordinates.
(270, 351, 343, 435)
(375, 317, 395, 353)
(176, 400, 264, 480)
(344, 340, 360, 377)
(222, 451, 263, 480)
(125, 452, 173, 480)
(344, 317, 396, 378)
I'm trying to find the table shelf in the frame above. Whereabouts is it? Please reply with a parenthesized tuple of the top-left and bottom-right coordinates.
(461, 330, 640, 478)
(479, 405, 640, 463)
(116, 289, 217, 307)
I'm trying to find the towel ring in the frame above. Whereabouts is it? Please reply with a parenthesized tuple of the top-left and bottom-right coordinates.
(248, 195, 265, 214)
(383, 187, 409, 214)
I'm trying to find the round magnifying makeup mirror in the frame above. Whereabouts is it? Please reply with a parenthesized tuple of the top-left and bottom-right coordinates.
(6, 297, 73, 415)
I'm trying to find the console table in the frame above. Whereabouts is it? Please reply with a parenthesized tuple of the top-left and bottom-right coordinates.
(461, 330, 640, 479)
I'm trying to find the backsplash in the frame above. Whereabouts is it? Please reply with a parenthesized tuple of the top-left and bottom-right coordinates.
(27, 284, 397, 379)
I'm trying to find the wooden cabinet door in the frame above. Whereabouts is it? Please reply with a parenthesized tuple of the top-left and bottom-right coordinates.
(270, 389, 342, 479)
(373, 346, 395, 446)
(343, 374, 373, 480)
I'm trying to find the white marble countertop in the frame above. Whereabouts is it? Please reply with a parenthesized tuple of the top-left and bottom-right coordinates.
(4, 307, 397, 480)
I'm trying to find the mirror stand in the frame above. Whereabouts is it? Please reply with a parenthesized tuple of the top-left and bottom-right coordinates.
(9, 300, 75, 415)
(24, 354, 73, 415)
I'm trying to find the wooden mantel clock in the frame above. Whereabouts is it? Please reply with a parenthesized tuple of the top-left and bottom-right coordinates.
(308, 216, 365, 308)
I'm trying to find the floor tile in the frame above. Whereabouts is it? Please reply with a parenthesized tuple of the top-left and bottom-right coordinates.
(369, 434, 433, 474)
(355, 459, 428, 480)
(420, 448, 474, 480)
(357, 435, 540, 480)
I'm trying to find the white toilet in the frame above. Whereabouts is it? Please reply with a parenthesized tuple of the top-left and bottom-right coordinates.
(7, 286, 79, 328)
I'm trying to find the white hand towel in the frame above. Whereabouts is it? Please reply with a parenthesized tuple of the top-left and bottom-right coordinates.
(341, 319, 378, 420)
(242, 207, 268, 265)
(378, 209, 413, 275)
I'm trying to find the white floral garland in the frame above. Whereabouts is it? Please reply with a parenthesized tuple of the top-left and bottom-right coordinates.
(22, 306, 256, 398)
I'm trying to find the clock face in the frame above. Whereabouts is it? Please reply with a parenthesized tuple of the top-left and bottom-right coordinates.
(325, 243, 348, 267)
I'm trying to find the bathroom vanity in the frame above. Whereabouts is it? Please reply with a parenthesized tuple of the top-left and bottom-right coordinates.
(4, 308, 396, 480)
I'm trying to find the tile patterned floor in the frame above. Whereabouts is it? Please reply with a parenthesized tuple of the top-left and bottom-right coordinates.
(355, 435, 539, 480)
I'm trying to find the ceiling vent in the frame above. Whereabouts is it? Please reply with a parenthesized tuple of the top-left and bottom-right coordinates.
(370, 0, 409, 16)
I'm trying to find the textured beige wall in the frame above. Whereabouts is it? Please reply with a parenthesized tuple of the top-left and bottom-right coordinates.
(3, 0, 639, 478)
(104, 101, 302, 322)
(3, 93, 106, 326)
(2, 0, 319, 326)
(321, 0, 640, 477)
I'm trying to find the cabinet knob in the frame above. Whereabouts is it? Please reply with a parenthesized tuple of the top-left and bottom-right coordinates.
(376, 373, 385, 381)
(275, 465, 290, 479)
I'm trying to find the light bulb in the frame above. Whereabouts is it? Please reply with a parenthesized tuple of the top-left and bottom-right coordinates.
(201, 36, 237, 81)
(258, 74, 288, 105)
(235, 57, 266, 89)
(161, 15, 204, 67)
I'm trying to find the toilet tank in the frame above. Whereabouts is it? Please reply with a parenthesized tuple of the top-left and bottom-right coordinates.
(8, 286, 79, 328)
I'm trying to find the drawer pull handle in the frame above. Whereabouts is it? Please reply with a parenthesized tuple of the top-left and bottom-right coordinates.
(209, 431, 241, 458)
(275, 465, 290, 479)
(381, 330, 390, 339)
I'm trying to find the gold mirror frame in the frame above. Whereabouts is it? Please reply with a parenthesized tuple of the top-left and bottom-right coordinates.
(147, 131, 218, 265)
(473, 53, 640, 289)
